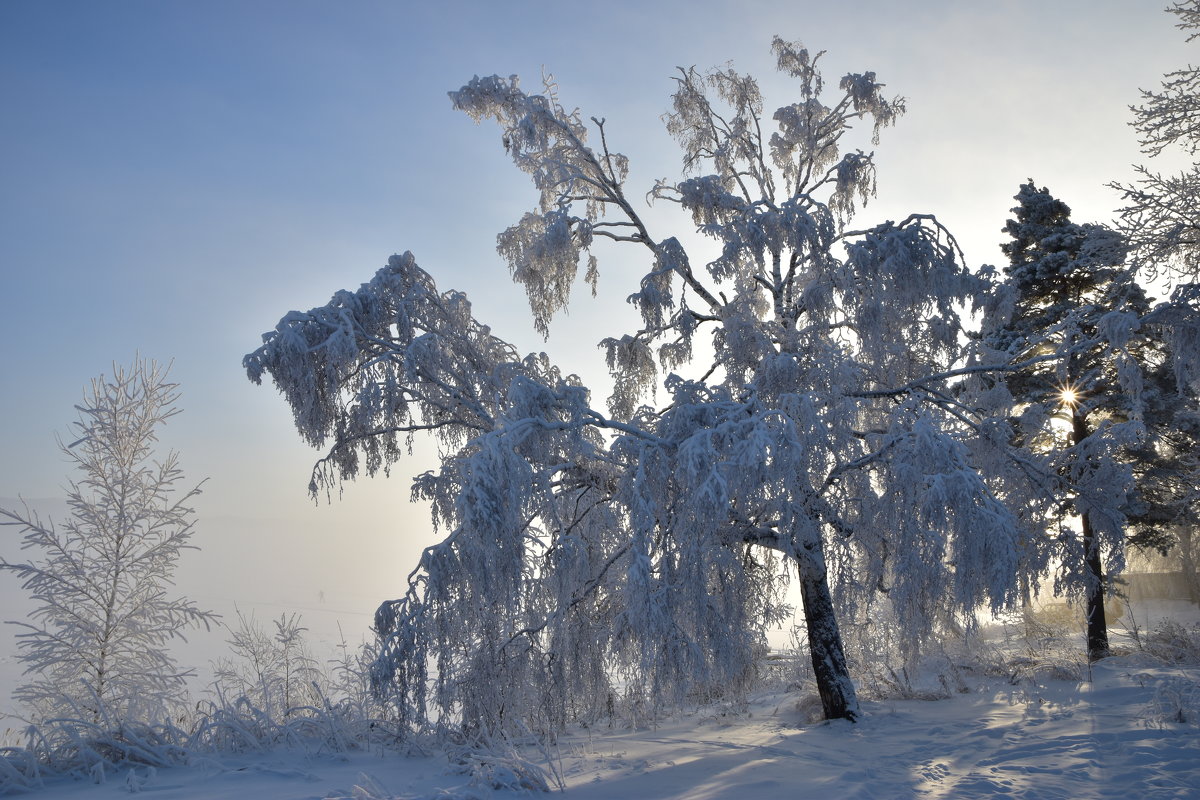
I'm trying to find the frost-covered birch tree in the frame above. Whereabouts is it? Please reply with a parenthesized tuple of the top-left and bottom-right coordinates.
(1112, 1, 1200, 283)
(210, 611, 326, 718)
(247, 40, 1043, 730)
(0, 360, 214, 727)
(1107, 3, 1200, 410)
(1109, 1, 1200, 603)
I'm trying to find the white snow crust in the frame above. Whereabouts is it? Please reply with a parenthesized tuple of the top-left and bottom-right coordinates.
(13, 654, 1198, 799)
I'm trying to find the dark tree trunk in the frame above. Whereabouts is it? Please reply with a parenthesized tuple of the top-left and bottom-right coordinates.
(1081, 510, 1110, 662)
(1073, 411, 1110, 662)
(795, 536, 859, 722)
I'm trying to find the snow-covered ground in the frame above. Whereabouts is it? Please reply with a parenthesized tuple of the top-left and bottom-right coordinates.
(7, 652, 1197, 799)
(3, 520, 1197, 800)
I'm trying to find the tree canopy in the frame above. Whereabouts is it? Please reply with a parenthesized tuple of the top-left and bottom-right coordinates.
(245, 39, 1180, 733)
(1113, 0, 1200, 283)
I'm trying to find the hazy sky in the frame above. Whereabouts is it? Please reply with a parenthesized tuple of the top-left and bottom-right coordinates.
(0, 1, 1193, 668)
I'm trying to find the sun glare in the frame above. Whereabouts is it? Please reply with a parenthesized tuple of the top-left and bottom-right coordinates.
(1058, 385, 1080, 408)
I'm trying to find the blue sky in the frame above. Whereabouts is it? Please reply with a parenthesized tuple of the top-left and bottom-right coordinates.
(0, 1, 1193, 654)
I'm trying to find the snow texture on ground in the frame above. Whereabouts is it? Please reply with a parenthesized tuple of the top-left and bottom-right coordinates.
(14, 657, 1198, 799)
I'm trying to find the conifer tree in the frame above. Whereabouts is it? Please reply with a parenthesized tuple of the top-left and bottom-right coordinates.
(987, 182, 1176, 660)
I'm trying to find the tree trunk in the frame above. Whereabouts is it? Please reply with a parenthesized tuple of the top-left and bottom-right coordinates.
(795, 536, 859, 722)
(1081, 510, 1110, 662)
(1075, 407, 1108, 662)
(1073, 411, 1110, 662)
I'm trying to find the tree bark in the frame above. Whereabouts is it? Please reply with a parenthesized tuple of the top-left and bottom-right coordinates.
(1073, 411, 1110, 662)
(1081, 510, 1110, 662)
(795, 536, 859, 721)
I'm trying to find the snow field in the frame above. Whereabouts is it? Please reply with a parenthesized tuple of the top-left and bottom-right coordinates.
(7, 652, 1197, 800)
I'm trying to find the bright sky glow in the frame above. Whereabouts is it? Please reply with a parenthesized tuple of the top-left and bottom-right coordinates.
(0, 0, 1193, 677)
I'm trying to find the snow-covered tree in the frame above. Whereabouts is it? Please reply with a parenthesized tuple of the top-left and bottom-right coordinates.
(982, 182, 1170, 660)
(1110, 1, 1200, 609)
(0, 360, 214, 726)
(1112, 1, 1200, 282)
(1126, 332, 1200, 554)
(210, 611, 327, 718)
(1136, 283, 1200, 604)
(247, 40, 1043, 730)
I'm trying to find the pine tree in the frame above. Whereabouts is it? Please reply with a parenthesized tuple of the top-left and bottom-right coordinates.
(987, 182, 1174, 661)
(0, 359, 214, 726)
